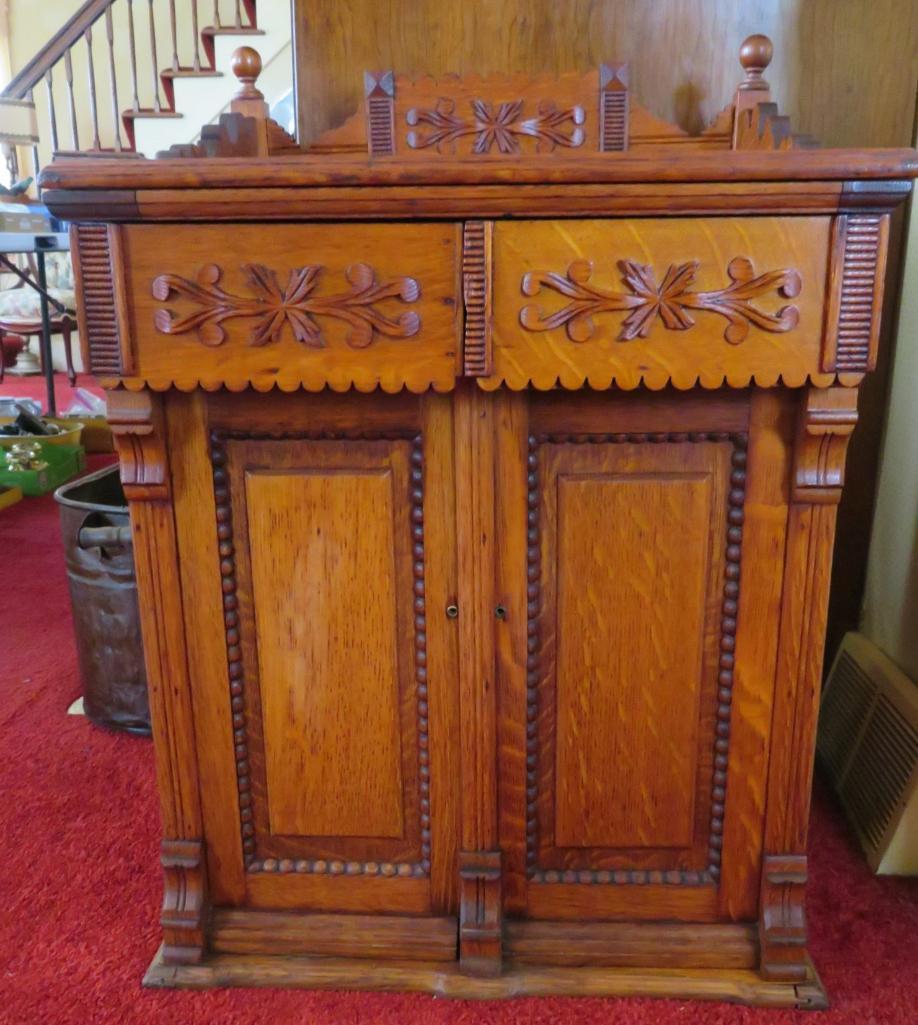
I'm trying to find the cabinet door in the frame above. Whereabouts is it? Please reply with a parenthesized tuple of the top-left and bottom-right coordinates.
(169, 391, 460, 951)
(495, 389, 790, 936)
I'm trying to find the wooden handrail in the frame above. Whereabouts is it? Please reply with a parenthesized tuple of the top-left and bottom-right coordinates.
(3, 0, 262, 170)
(1, 0, 115, 100)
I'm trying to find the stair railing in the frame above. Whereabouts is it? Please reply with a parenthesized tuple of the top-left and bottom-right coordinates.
(0, 0, 257, 180)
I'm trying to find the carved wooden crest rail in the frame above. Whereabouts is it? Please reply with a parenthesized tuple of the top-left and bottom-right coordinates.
(42, 31, 917, 1009)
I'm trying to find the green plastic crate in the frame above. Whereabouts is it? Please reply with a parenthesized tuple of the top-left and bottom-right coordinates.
(0, 443, 86, 497)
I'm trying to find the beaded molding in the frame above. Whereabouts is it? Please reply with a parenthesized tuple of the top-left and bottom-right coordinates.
(209, 429, 430, 877)
(526, 430, 748, 886)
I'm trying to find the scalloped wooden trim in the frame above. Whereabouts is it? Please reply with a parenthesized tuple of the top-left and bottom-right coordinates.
(475, 369, 858, 392)
(99, 373, 458, 395)
(95, 369, 861, 395)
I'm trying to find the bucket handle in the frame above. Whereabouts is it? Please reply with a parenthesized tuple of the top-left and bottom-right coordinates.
(77, 524, 133, 550)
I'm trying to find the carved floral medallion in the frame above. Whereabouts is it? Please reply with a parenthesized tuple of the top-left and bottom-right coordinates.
(152, 262, 421, 348)
(520, 257, 802, 343)
(406, 98, 585, 154)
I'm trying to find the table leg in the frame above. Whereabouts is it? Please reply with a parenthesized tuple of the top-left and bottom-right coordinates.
(36, 250, 56, 416)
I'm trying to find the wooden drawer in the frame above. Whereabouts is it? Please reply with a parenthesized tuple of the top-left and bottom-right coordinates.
(75, 222, 461, 392)
(480, 217, 835, 391)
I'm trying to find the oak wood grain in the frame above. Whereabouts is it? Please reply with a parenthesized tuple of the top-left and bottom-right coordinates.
(486, 216, 832, 391)
(292, 0, 917, 150)
(120, 222, 461, 394)
(143, 944, 826, 1007)
(108, 389, 207, 963)
(247, 467, 405, 840)
(61, 33, 914, 999)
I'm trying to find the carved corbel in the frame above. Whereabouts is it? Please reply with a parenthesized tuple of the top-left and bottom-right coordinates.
(458, 849, 503, 977)
(792, 387, 858, 504)
(759, 854, 809, 983)
(106, 389, 170, 502)
(160, 838, 207, 965)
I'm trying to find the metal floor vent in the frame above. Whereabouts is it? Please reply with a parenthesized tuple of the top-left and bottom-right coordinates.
(818, 632, 918, 875)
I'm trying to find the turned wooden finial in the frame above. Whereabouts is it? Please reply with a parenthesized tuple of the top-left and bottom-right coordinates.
(732, 32, 775, 148)
(738, 34, 773, 92)
(228, 46, 270, 152)
(231, 46, 264, 101)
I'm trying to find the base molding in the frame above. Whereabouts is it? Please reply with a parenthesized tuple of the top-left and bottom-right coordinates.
(144, 945, 828, 1008)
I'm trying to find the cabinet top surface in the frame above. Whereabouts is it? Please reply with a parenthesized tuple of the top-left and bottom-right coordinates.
(40, 149, 918, 197)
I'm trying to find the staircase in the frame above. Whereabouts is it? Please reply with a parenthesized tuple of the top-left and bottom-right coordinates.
(0, 0, 294, 178)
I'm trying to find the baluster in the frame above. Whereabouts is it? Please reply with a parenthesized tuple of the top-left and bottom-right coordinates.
(148, 0, 163, 112)
(63, 48, 80, 150)
(234, 0, 242, 29)
(213, 1, 221, 30)
(84, 27, 101, 150)
(105, 7, 123, 151)
(29, 89, 41, 187)
(44, 69, 59, 153)
(191, 0, 202, 71)
(126, 0, 140, 111)
(168, 0, 179, 72)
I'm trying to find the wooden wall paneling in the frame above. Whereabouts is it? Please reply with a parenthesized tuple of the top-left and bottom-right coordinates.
(108, 389, 207, 964)
(453, 381, 502, 975)
(293, 1, 917, 149)
(759, 386, 858, 985)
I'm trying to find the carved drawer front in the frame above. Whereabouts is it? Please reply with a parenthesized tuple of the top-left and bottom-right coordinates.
(96, 223, 461, 392)
(483, 217, 835, 391)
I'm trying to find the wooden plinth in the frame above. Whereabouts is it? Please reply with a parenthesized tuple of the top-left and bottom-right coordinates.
(144, 946, 828, 1009)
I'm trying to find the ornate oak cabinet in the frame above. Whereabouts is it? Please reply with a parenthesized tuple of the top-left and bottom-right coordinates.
(42, 39, 917, 1007)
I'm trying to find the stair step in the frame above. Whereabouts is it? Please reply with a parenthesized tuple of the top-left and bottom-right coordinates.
(122, 109, 183, 120)
(53, 147, 141, 158)
(161, 67, 223, 79)
(201, 26, 266, 37)
(200, 24, 266, 71)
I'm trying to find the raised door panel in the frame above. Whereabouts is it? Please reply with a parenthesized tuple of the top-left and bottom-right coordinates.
(247, 467, 405, 841)
(223, 433, 430, 880)
(169, 391, 460, 926)
(553, 469, 714, 851)
(535, 439, 730, 882)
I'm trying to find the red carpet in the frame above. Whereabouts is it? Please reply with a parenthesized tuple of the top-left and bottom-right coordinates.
(1, 469, 917, 1024)
(0, 370, 105, 415)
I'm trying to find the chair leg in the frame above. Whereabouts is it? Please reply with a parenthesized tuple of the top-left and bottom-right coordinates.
(61, 319, 76, 387)
(0, 334, 5, 384)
